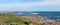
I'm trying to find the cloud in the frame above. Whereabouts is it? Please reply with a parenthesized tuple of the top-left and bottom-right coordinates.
(43, 0, 60, 1)
(0, 0, 60, 7)
(24, 1, 60, 7)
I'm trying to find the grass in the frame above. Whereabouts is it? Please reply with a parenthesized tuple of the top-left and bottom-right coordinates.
(0, 13, 45, 25)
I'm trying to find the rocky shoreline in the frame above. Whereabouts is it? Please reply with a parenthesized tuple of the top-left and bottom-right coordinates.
(22, 16, 60, 25)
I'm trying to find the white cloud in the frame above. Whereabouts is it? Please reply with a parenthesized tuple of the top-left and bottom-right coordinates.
(0, 0, 60, 7)
(42, 0, 60, 1)
(24, 1, 60, 7)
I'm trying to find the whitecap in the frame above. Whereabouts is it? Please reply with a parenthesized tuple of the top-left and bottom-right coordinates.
(17, 13, 24, 15)
(31, 13, 39, 14)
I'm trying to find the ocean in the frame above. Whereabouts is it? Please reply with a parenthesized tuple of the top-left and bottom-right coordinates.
(9, 11, 60, 22)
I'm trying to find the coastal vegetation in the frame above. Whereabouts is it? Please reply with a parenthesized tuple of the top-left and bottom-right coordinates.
(0, 13, 44, 25)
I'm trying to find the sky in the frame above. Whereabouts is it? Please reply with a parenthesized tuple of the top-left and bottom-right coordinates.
(0, 0, 60, 11)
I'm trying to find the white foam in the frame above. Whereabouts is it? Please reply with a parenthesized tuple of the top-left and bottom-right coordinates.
(31, 13, 39, 14)
(18, 13, 23, 15)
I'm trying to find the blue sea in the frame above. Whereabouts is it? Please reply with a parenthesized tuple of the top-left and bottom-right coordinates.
(9, 11, 60, 22)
